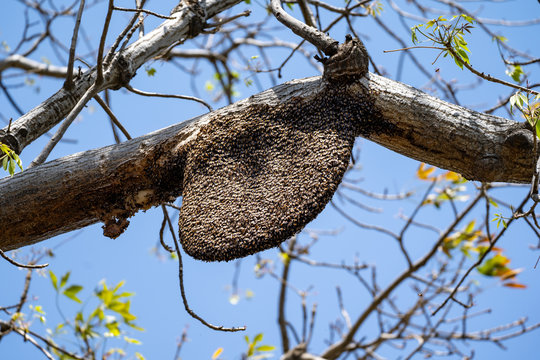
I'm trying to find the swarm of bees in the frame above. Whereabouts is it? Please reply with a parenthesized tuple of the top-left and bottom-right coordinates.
(178, 81, 383, 261)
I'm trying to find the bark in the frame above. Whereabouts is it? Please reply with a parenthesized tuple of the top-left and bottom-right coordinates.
(0, 73, 536, 251)
(0, 0, 243, 154)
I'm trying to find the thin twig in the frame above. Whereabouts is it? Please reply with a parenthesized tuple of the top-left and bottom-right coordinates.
(322, 192, 483, 359)
(11, 327, 55, 360)
(205, 10, 251, 28)
(104, 0, 147, 65)
(93, 94, 132, 140)
(278, 237, 296, 353)
(432, 193, 530, 316)
(447, 46, 539, 96)
(158, 207, 173, 253)
(29, 83, 98, 167)
(96, 0, 114, 85)
(125, 84, 213, 112)
(64, 0, 85, 90)
(0, 249, 48, 269)
(113, 6, 174, 20)
(167, 205, 245, 332)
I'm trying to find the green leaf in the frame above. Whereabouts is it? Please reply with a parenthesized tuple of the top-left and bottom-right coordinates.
(8, 159, 15, 175)
(105, 321, 121, 337)
(124, 336, 142, 344)
(14, 153, 22, 170)
(509, 93, 519, 110)
(464, 220, 475, 234)
(49, 270, 58, 291)
(255, 345, 275, 352)
(477, 253, 509, 276)
(507, 65, 524, 82)
(145, 67, 156, 76)
(60, 272, 70, 288)
(90, 307, 105, 321)
(456, 49, 469, 64)
(63, 285, 83, 303)
(462, 14, 475, 23)
(488, 197, 499, 208)
(32, 305, 45, 315)
(253, 333, 263, 344)
(452, 53, 464, 69)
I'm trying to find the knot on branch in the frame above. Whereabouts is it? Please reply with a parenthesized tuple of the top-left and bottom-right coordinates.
(280, 343, 307, 360)
(322, 35, 369, 82)
(108, 55, 135, 90)
(102, 215, 130, 239)
(172, 0, 207, 38)
(0, 131, 23, 154)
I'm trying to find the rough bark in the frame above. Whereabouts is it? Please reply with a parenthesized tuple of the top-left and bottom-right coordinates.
(0, 73, 536, 251)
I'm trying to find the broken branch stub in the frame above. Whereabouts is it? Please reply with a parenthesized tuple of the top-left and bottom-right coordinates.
(178, 39, 374, 261)
(322, 35, 369, 82)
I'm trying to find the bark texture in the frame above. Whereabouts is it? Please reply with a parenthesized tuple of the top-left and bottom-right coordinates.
(0, 73, 536, 252)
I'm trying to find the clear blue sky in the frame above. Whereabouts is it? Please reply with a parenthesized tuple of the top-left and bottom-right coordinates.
(1, 1, 540, 359)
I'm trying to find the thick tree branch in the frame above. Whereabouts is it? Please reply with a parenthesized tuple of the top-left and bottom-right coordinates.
(0, 54, 72, 78)
(0, 0, 243, 154)
(270, 0, 338, 56)
(0, 73, 537, 251)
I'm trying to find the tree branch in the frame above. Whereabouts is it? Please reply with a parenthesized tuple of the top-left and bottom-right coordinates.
(0, 0, 244, 154)
(0, 73, 537, 251)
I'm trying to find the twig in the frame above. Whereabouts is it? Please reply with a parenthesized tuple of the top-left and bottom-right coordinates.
(331, 201, 399, 240)
(93, 94, 132, 140)
(158, 205, 173, 253)
(1, 320, 84, 360)
(104, 0, 147, 65)
(10, 327, 55, 360)
(505, 58, 540, 67)
(336, 287, 352, 329)
(278, 237, 296, 353)
(0, 249, 48, 269)
(173, 325, 189, 360)
(297, 0, 317, 28)
(29, 83, 98, 167)
(447, 46, 539, 96)
(64, 0, 85, 90)
(205, 10, 251, 28)
(96, 0, 114, 85)
(322, 192, 483, 359)
(113, 6, 174, 20)
(125, 84, 213, 112)
(269, 0, 338, 56)
(168, 206, 245, 332)
(432, 193, 530, 316)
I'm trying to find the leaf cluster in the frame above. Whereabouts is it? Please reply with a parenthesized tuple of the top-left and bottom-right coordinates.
(48, 271, 144, 359)
(417, 164, 526, 289)
(0, 142, 23, 176)
(411, 14, 475, 69)
(510, 91, 540, 138)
